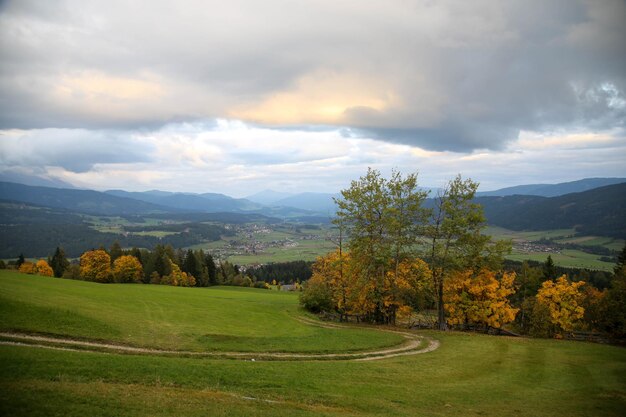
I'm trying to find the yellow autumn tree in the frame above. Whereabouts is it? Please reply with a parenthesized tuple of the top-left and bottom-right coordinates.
(302, 249, 433, 323)
(80, 250, 112, 283)
(112, 255, 143, 283)
(35, 259, 54, 277)
(160, 261, 195, 287)
(444, 269, 518, 329)
(383, 258, 432, 324)
(535, 275, 585, 336)
(18, 262, 36, 274)
(314, 250, 355, 319)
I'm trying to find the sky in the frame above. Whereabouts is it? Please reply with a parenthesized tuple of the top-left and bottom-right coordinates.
(0, 0, 625, 197)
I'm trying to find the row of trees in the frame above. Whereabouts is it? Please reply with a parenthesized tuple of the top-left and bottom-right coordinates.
(311, 168, 508, 327)
(300, 169, 626, 339)
(12, 242, 274, 289)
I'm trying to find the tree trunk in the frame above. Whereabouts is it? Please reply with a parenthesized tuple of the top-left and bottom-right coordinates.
(437, 276, 447, 330)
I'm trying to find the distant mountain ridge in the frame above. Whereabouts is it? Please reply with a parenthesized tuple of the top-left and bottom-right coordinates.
(478, 177, 626, 197)
(478, 183, 626, 238)
(0, 181, 172, 216)
(105, 190, 262, 213)
(245, 189, 294, 205)
(273, 192, 340, 214)
(1, 178, 625, 238)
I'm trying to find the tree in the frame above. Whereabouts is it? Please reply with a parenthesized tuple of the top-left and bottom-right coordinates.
(205, 252, 217, 285)
(161, 261, 196, 287)
(599, 259, 626, 339)
(18, 262, 35, 274)
(542, 255, 557, 281)
(333, 168, 429, 324)
(308, 250, 355, 319)
(383, 258, 432, 324)
(80, 250, 112, 283)
(182, 249, 205, 286)
(535, 275, 585, 337)
(300, 274, 333, 313)
(112, 255, 143, 283)
(109, 241, 123, 263)
(16, 254, 25, 268)
(144, 245, 172, 282)
(513, 261, 543, 332)
(425, 175, 508, 330)
(444, 269, 518, 330)
(35, 259, 54, 277)
(50, 246, 70, 278)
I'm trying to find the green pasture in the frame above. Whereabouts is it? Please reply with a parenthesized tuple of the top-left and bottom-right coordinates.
(228, 240, 336, 264)
(508, 249, 616, 271)
(0, 271, 401, 353)
(484, 226, 576, 242)
(483, 226, 620, 271)
(0, 271, 624, 416)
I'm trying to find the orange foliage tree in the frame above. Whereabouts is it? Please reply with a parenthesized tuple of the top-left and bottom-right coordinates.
(160, 261, 196, 287)
(302, 249, 432, 323)
(535, 275, 585, 336)
(384, 258, 432, 323)
(444, 269, 518, 329)
(18, 262, 35, 274)
(112, 255, 143, 283)
(35, 259, 54, 277)
(80, 250, 112, 283)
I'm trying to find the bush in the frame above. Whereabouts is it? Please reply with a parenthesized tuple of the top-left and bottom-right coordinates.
(300, 277, 333, 313)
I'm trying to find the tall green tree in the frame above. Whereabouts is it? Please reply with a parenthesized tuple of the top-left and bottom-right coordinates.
(334, 168, 429, 324)
(49, 246, 70, 278)
(542, 255, 557, 281)
(425, 175, 508, 330)
(109, 241, 123, 263)
(205, 253, 217, 285)
(182, 249, 207, 286)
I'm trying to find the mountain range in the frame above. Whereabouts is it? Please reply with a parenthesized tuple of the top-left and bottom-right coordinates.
(1, 177, 625, 238)
(476, 177, 626, 197)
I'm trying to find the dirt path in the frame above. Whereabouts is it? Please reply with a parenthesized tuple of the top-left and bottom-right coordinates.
(0, 317, 439, 361)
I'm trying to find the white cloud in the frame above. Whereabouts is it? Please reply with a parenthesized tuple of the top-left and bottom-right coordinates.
(1, 121, 624, 196)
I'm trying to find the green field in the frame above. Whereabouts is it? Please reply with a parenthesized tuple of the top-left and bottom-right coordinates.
(0, 271, 400, 353)
(485, 226, 621, 271)
(507, 249, 616, 270)
(1, 270, 625, 416)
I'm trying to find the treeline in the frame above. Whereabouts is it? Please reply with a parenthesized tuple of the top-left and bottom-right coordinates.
(0, 222, 229, 258)
(4, 242, 270, 289)
(299, 169, 626, 340)
(503, 259, 613, 290)
(506, 255, 625, 339)
(247, 260, 313, 284)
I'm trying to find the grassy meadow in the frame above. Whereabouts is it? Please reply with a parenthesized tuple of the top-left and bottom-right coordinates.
(1, 270, 625, 416)
(0, 271, 401, 353)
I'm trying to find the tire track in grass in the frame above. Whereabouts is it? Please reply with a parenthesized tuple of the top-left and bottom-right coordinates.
(0, 317, 439, 361)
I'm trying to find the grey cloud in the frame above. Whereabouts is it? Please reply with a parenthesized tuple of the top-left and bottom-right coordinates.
(0, 0, 624, 152)
(0, 129, 154, 172)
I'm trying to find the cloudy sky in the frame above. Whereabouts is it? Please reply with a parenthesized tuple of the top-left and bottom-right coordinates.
(0, 0, 625, 196)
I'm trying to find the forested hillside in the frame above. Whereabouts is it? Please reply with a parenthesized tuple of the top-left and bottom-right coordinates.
(477, 183, 626, 238)
(0, 182, 172, 216)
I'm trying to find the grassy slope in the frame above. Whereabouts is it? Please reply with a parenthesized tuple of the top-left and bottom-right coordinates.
(0, 271, 402, 352)
(1, 270, 624, 417)
(1, 332, 624, 416)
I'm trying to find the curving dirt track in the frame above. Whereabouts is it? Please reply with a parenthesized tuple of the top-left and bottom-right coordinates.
(0, 317, 439, 361)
